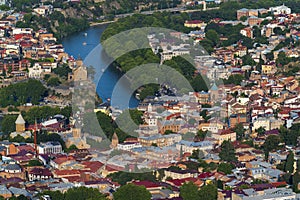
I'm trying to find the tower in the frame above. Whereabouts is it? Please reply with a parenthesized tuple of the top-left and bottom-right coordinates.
(110, 132, 119, 149)
(209, 82, 219, 103)
(15, 114, 25, 133)
(147, 103, 153, 112)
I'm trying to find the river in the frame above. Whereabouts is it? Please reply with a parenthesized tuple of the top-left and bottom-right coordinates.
(62, 25, 139, 109)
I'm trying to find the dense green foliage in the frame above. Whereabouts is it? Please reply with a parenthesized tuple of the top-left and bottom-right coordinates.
(27, 159, 43, 166)
(233, 123, 245, 141)
(180, 182, 218, 200)
(263, 135, 281, 159)
(47, 77, 61, 87)
(285, 152, 295, 173)
(22, 106, 72, 124)
(102, 12, 191, 41)
(16, 11, 89, 40)
(217, 163, 234, 175)
(1, 115, 17, 134)
(53, 64, 72, 80)
(219, 140, 237, 162)
(180, 182, 199, 200)
(83, 109, 143, 143)
(113, 184, 151, 200)
(108, 171, 156, 185)
(0, 79, 47, 107)
(41, 186, 107, 200)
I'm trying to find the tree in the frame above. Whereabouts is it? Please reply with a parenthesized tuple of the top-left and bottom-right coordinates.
(240, 16, 247, 22)
(0, 79, 47, 107)
(64, 186, 106, 200)
(206, 29, 220, 46)
(256, 127, 266, 136)
(219, 140, 237, 162)
(41, 190, 65, 200)
(217, 163, 234, 175)
(223, 74, 244, 85)
(192, 74, 209, 92)
(293, 172, 300, 192)
(66, 144, 78, 152)
(198, 184, 218, 200)
(1, 115, 17, 135)
(180, 182, 199, 200)
(285, 152, 295, 173)
(273, 27, 284, 35)
(113, 184, 151, 200)
(234, 123, 245, 140)
(47, 77, 61, 87)
(242, 55, 255, 66)
(27, 160, 43, 167)
(263, 135, 281, 160)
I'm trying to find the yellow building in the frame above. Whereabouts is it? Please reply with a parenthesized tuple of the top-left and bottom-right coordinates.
(211, 129, 236, 145)
(184, 20, 207, 28)
(262, 63, 276, 75)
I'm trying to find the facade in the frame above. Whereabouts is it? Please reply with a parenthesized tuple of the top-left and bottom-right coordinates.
(212, 129, 237, 145)
(28, 167, 53, 181)
(176, 140, 213, 153)
(38, 142, 62, 154)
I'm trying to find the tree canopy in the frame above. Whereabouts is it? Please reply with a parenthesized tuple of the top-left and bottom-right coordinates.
(219, 140, 237, 162)
(113, 184, 151, 200)
(0, 79, 47, 107)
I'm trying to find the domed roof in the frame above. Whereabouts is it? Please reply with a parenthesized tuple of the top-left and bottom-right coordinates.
(5, 164, 21, 171)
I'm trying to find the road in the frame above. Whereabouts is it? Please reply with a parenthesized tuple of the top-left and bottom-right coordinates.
(115, 6, 220, 19)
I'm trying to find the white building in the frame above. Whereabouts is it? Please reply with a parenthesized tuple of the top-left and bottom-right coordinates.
(29, 63, 43, 79)
(176, 140, 213, 153)
(38, 141, 62, 154)
(269, 4, 291, 15)
(117, 142, 142, 151)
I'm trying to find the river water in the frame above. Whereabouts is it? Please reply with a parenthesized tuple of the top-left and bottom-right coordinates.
(62, 25, 139, 109)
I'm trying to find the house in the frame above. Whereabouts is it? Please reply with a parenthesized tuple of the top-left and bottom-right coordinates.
(0, 185, 12, 199)
(176, 140, 213, 153)
(138, 134, 182, 147)
(164, 169, 198, 180)
(50, 155, 76, 169)
(184, 20, 207, 29)
(211, 129, 236, 145)
(28, 167, 52, 181)
(0, 163, 25, 180)
(253, 117, 284, 131)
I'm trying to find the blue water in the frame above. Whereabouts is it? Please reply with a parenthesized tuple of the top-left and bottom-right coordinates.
(62, 25, 139, 109)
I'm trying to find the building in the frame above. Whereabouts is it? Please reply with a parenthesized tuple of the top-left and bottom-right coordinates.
(38, 141, 62, 154)
(184, 20, 207, 29)
(15, 114, 25, 133)
(0, 185, 12, 199)
(176, 140, 213, 153)
(117, 142, 142, 151)
(212, 129, 236, 145)
(28, 167, 53, 181)
(240, 27, 253, 38)
(269, 4, 291, 15)
(138, 134, 182, 147)
(237, 8, 258, 20)
(110, 132, 119, 149)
